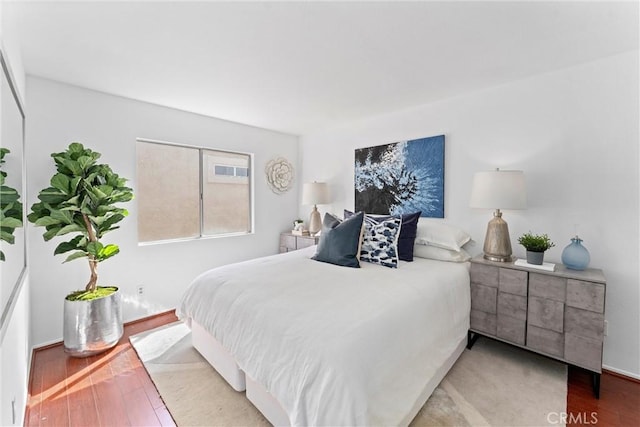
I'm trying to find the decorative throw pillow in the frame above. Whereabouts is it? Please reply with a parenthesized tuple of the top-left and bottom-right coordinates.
(414, 221, 472, 252)
(413, 244, 471, 262)
(312, 212, 364, 268)
(359, 215, 402, 268)
(345, 210, 421, 261)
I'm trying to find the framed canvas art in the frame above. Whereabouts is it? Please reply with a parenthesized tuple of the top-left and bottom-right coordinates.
(355, 135, 444, 217)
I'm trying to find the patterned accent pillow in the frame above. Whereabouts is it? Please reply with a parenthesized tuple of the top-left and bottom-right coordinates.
(360, 216, 402, 268)
(344, 210, 420, 261)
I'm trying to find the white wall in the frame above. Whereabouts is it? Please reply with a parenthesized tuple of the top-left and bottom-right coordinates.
(0, 2, 30, 425)
(300, 51, 640, 378)
(26, 77, 299, 346)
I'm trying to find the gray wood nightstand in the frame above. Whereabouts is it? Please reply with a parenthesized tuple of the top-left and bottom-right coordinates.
(468, 255, 606, 398)
(279, 232, 319, 253)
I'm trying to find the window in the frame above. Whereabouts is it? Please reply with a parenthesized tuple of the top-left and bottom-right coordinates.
(136, 139, 253, 243)
(213, 165, 249, 177)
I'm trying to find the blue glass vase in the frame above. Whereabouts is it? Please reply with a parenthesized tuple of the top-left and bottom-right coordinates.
(561, 236, 590, 270)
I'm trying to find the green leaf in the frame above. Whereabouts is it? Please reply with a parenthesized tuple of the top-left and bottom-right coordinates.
(50, 173, 71, 194)
(97, 244, 119, 261)
(86, 241, 103, 256)
(50, 209, 74, 225)
(34, 216, 61, 227)
(68, 142, 85, 154)
(97, 185, 114, 196)
(57, 223, 85, 236)
(0, 230, 15, 244)
(69, 177, 81, 194)
(77, 155, 95, 171)
(91, 186, 108, 200)
(61, 159, 82, 176)
(0, 250, 5, 261)
(0, 186, 20, 203)
(54, 236, 84, 255)
(38, 188, 68, 204)
(63, 251, 87, 263)
(1, 217, 22, 228)
(43, 226, 62, 241)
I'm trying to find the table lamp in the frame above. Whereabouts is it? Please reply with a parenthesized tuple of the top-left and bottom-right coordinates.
(302, 182, 330, 235)
(470, 169, 526, 262)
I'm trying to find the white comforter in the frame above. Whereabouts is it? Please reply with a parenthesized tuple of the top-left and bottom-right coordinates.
(178, 246, 470, 426)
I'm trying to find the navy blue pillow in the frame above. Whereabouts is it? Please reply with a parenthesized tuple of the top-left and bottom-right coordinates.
(312, 212, 364, 268)
(344, 210, 421, 262)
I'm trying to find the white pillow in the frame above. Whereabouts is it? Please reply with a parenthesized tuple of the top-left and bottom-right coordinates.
(414, 221, 471, 252)
(414, 244, 471, 262)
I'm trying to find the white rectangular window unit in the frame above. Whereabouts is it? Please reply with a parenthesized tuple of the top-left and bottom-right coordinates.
(136, 139, 253, 243)
(212, 164, 250, 178)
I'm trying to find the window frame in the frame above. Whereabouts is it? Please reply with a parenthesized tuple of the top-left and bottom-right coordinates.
(136, 137, 255, 246)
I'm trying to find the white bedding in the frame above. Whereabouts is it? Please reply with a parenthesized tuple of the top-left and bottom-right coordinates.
(178, 246, 470, 426)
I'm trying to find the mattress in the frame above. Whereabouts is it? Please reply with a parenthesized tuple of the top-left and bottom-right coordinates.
(178, 246, 470, 426)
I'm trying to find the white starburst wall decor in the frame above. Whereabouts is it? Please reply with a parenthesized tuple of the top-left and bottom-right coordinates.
(265, 157, 295, 194)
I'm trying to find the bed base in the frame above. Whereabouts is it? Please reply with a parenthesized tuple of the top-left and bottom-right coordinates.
(191, 321, 246, 392)
(191, 319, 467, 426)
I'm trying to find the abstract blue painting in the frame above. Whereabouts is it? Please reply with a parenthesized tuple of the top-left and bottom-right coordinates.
(354, 135, 444, 218)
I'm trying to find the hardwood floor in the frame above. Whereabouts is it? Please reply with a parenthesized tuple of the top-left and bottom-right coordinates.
(567, 367, 640, 426)
(26, 311, 640, 426)
(25, 311, 178, 427)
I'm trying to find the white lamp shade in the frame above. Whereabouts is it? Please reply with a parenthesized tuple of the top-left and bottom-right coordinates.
(302, 182, 330, 205)
(470, 170, 526, 210)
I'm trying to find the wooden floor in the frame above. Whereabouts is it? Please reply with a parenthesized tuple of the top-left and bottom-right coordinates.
(25, 310, 640, 427)
(25, 311, 178, 427)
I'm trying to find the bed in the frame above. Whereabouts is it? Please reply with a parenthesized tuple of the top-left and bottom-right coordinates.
(177, 242, 470, 426)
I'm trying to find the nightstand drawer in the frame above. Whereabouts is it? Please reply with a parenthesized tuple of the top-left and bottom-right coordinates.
(528, 296, 564, 333)
(529, 273, 566, 302)
(471, 310, 496, 335)
(497, 292, 527, 320)
(497, 314, 525, 345)
(499, 268, 527, 296)
(471, 283, 497, 314)
(527, 325, 564, 357)
(566, 279, 605, 313)
(565, 333, 602, 372)
(470, 263, 499, 288)
(565, 306, 604, 340)
(280, 234, 297, 251)
(296, 237, 317, 249)
(279, 232, 320, 253)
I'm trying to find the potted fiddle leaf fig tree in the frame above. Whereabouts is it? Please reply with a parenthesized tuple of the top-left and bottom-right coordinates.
(0, 148, 23, 261)
(28, 142, 133, 357)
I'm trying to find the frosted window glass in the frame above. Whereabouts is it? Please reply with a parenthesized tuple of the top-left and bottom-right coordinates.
(137, 143, 200, 242)
(202, 150, 251, 235)
(137, 141, 252, 243)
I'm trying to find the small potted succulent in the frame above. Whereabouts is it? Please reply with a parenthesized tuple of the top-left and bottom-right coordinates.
(518, 232, 555, 265)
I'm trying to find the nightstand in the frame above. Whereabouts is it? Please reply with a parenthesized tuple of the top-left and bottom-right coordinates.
(279, 232, 319, 253)
(468, 255, 606, 398)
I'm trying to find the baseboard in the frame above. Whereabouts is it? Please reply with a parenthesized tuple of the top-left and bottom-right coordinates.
(122, 308, 178, 326)
(603, 365, 640, 383)
(31, 308, 178, 352)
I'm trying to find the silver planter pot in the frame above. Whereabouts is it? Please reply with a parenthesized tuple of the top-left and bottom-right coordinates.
(63, 287, 123, 357)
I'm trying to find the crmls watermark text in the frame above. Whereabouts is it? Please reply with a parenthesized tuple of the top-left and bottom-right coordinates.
(547, 411, 598, 424)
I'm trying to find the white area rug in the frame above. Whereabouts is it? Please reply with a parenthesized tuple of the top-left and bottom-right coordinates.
(131, 322, 567, 426)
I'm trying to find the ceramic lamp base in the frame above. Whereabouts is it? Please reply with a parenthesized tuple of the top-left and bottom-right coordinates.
(308, 206, 322, 234)
(482, 210, 513, 262)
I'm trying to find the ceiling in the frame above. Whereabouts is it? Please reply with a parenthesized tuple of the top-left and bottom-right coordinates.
(9, 1, 639, 135)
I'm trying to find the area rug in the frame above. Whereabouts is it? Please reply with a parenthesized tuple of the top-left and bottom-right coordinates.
(130, 322, 567, 426)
